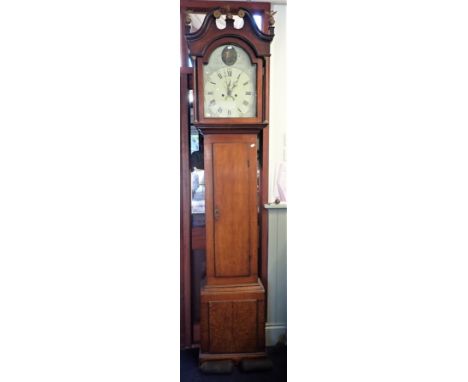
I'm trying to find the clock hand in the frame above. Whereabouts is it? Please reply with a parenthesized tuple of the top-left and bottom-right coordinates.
(224, 79, 231, 99)
(223, 71, 242, 100)
(225, 77, 238, 100)
(226, 79, 236, 100)
(230, 81, 237, 92)
(231, 75, 240, 91)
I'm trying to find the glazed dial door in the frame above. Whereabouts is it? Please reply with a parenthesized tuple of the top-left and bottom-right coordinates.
(203, 45, 257, 118)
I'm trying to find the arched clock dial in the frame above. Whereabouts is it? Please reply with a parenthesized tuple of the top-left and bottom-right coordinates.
(203, 44, 257, 118)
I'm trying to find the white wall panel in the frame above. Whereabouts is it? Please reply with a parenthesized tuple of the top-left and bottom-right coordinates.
(265, 204, 287, 346)
(265, 3, 287, 347)
(269, 4, 287, 203)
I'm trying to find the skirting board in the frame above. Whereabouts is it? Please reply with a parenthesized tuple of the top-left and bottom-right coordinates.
(265, 323, 287, 347)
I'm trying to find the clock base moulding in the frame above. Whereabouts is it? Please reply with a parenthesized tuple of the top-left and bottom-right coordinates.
(199, 351, 267, 365)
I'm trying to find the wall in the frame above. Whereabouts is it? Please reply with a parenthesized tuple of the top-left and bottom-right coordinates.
(266, 3, 287, 346)
(269, 3, 287, 203)
(266, 203, 287, 346)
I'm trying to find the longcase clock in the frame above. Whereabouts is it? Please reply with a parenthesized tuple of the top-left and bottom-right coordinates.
(185, 7, 274, 364)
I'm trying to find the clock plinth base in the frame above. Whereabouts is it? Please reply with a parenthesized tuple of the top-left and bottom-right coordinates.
(199, 351, 267, 365)
(200, 281, 266, 362)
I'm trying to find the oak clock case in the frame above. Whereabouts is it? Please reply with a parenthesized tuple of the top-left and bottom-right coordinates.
(185, 8, 274, 363)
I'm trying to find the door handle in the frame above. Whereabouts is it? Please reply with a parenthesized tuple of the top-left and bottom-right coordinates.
(214, 207, 220, 221)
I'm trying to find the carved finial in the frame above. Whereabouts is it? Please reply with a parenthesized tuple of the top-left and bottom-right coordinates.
(225, 6, 233, 20)
(238, 9, 245, 18)
(213, 9, 221, 19)
(266, 10, 277, 26)
(184, 10, 192, 33)
(185, 10, 192, 26)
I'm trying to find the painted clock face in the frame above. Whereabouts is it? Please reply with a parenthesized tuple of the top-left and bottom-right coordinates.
(203, 44, 257, 118)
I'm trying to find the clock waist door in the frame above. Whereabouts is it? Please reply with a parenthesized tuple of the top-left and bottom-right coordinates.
(205, 134, 258, 286)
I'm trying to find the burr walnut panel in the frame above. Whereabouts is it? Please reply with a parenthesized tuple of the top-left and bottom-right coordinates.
(201, 284, 265, 355)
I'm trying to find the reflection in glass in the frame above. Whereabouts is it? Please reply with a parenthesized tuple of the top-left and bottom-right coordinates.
(190, 127, 205, 218)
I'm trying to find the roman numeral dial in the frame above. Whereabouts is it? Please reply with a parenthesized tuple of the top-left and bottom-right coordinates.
(203, 44, 256, 119)
(204, 67, 256, 118)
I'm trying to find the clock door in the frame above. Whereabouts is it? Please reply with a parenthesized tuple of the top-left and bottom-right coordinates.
(205, 134, 258, 285)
